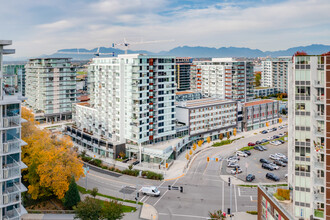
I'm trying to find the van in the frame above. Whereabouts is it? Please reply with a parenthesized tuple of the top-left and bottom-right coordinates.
(140, 186, 160, 197)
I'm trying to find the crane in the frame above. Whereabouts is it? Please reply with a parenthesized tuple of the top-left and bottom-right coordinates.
(57, 47, 115, 57)
(112, 38, 175, 54)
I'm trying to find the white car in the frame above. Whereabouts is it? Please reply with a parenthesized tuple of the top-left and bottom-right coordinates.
(140, 186, 160, 197)
(282, 124, 287, 128)
(227, 156, 240, 162)
(236, 151, 248, 157)
(269, 154, 281, 160)
(275, 153, 287, 159)
(269, 163, 280, 170)
(285, 174, 288, 178)
(267, 129, 273, 133)
(270, 141, 279, 146)
(227, 162, 240, 168)
(230, 168, 243, 174)
(278, 126, 283, 130)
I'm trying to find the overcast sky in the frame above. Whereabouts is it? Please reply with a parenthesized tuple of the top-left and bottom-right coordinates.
(1, 0, 330, 58)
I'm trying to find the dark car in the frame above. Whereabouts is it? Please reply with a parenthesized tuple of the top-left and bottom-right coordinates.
(246, 174, 255, 182)
(254, 146, 264, 151)
(262, 163, 274, 171)
(122, 158, 130, 163)
(272, 127, 277, 131)
(261, 130, 268, 134)
(273, 135, 280, 139)
(274, 160, 287, 167)
(255, 141, 261, 145)
(261, 139, 268, 143)
(280, 158, 288, 163)
(278, 140, 285, 144)
(132, 161, 140, 165)
(260, 158, 270, 164)
(243, 150, 251, 156)
(248, 142, 256, 146)
(266, 173, 280, 181)
(259, 145, 267, 151)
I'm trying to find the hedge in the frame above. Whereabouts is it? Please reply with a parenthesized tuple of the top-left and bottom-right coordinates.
(277, 188, 290, 200)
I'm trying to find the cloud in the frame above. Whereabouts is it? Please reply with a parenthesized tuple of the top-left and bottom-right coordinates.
(2, 0, 330, 58)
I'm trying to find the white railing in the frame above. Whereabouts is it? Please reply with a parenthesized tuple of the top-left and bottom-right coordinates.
(2, 116, 20, 128)
(0, 138, 20, 155)
(3, 207, 20, 220)
(0, 184, 20, 205)
(2, 160, 21, 180)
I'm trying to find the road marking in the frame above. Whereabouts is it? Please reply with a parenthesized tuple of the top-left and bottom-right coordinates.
(234, 184, 238, 212)
(164, 173, 185, 181)
(192, 160, 202, 180)
(222, 180, 224, 212)
(153, 178, 179, 207)
(88, 173, 135, 187)
(202, 161, 209, 175)
(143, 180, 165, 204)
(238, 187, 241, 196)
(159, 213, 209, 219)
(250, 196, 253, 201)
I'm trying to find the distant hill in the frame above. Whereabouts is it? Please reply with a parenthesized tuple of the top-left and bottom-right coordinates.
(5, 44, 330, 61)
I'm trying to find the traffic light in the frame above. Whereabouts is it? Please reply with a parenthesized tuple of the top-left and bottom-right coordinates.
(216, 157, 219, 162)
(236, 167, 238, 173)
(228, 177, 231, 186)
(166, 163, 168, 168)
(180, 186, 183, 193)
(207, 157, 210, 162)
(168, 185, 171, 190)
(227, 208, 231, 215)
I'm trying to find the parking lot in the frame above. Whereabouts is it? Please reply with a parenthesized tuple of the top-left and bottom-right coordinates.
(221, 134, 288, 183)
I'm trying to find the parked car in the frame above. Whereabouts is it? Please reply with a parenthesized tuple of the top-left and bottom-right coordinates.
(280, 158, 288, 163)
(282, 124, 287, 128)
(227, 156, 240, 161)
(254, 146, 264, 151)
(267, 136, 273, 141)
(230, 168, 243, 174)
(267, 129, 273, 133)
(273, 135, 280, 139)
(227, 162, 240, 168)
(255, 141, 261, 145)
(266, 173, 280, 181)
(270, 140, 280, 146)
(278, 140, 285, 144)
(272, 127, 277, 131)
(278, 126, 283, 130)
(269, 163, 280, 170)
(262, 163, 274, 171)
(243, 150, 251, 156)
(246, 174, 255, 182)
(285, 174, 288, 178)
(248, 142, 256, 146)
(269, 154, 281, 160)
(261, 139, 268, 143)
(133, 161, 140, 165)
(261, 130, 268, 134)
(122, 158, 130, 163)
(275, 153, 287, 159)
(274, 160, 287, 167)
(140, 186, 160, 196)
(260, 158, 270, 164)
(236, 151, 248, 157)
(278, 133, 284, 137)
(259, 145, 267, 151)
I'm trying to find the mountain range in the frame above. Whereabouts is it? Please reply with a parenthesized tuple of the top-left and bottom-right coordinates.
(5, 44, 330, 61)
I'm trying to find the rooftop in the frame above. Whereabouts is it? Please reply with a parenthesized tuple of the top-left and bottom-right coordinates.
(244, 99, 275, 107)
(76, 102, 90, 107)
(176, 91, 195, 95)
(77, 95, 90, 102)
(177, 98, 235, 109)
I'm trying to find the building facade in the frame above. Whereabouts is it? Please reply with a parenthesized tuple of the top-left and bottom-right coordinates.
(261, 57, 292, 93)
(175, 91, 202, 102)
(0, 40, 27, 219)
(254, 87, 278, 97)
(241, 99, 280, 132)
(175, 57, 192, 91)
(3, 64, 26, 96)
(25, 58, 77, 122)
(191, 58, 254, 103)
(176, 98, 237, 141)
(67, 54, 177, 163)
(288, 53, 330, 219)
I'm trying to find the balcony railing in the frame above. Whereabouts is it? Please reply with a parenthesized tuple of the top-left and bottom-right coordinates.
(2, 116, 20, 128)
(0, 138, 21, 155)
(314, 80, 324, 87)
(1, 160, 21, 180)
(3, 207, 20, 220)
(0, 184, 21, 206)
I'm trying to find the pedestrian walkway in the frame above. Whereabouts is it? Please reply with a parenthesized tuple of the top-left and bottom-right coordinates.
(232, 212, 257, 220)
(139, 203, 158, 220)
(22, 214, 75, 220)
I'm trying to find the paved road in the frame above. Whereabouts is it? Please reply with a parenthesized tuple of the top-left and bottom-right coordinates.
(78, 127, 287, 219)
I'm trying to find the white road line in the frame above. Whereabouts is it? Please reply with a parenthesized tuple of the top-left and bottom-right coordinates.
(140, 195, 146, 202)
(238, 187, 241, 196)
(159, 213, 209, 219)
(222, 180, 224, 212)
(234, 184, 238, 212)
(153, 178, 179, 207)
(250, 196, 253, 201)
(192, 160, 202, 179)
(203, 178, 223, 182)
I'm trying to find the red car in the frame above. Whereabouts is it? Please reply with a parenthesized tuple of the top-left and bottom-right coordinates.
(248, 142, 256, 146)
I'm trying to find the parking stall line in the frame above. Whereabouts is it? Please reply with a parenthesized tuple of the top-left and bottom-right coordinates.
(234, 184, 238, 212)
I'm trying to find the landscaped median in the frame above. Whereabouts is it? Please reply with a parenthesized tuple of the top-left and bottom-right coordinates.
(79, 152, 164, 180)
(212, 136, 244, 147)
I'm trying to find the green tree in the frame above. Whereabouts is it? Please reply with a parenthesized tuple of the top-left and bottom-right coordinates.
(254, 72, 261, 87)
(91, 187, 98, 198)
(74, 197, 102, 220)
(101, 200, 124, 220)
(64, 177, 81, 209)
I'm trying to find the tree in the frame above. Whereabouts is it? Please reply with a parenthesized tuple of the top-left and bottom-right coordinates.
(119, 151, 126, 159)
(281, 108, 287, 115)
(254, 72, 261, 87)
(197, 140, 203, 147)
(21, 107, 84, 200)
(192, 143, 197, 151)
(226, 132, 230, 140)
(74, 197, 102, 220)
(206, 136, 211, 143)
(219, 133, 223, 141)
(91, 188, 98, 198)
(64, 177, 81, 209)
(233, 128, 237, 137)
(102, 200, 124, 220)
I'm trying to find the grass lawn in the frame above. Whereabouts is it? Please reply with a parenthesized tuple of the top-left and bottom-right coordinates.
(98, 199, 137, 213)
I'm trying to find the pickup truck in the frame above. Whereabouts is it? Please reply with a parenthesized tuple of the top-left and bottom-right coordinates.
(140, 186, 160, 197)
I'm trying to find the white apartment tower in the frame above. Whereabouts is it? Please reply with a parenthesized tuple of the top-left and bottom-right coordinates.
(0, 40, 27, 219)
(261, 57, 292, 93)
(191, 58, 254, 103)
(288, 53, 330, 219)
(73, 54, 176, 150)
(25, 58, 77, 122)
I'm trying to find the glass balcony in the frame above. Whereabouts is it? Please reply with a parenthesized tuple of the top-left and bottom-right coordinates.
(0, 138, 21, 155)
(3, 207, 20, 220)
(314, 80, 324, 88)
(1, 159, 26, 181)
(2, 116, 20, 129)
(0, 184, 21, 207)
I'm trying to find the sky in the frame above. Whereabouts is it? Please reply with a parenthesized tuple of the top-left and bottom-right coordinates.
(1, 0, 330, 58)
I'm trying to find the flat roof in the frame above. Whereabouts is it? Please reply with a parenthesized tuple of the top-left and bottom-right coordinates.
(176, 91, 195, 95)
(178, 98, 235, 109)
(76, 102, 90, 106)
(244, 99, 275, 107)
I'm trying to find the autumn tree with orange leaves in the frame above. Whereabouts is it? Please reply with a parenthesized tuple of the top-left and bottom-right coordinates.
(21, 107, 84, 200)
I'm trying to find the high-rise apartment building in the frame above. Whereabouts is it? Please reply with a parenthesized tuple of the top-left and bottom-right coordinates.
(68, 54, 176, 162)
(288, 53, 330, 219)
(175, 57, 192, 91)
(25, 58, 77, 122)
(191, 58, 254, 102)
(3, 65, 26, 96)
(261, 57, 292, 93)
(0, 40, 27, 219)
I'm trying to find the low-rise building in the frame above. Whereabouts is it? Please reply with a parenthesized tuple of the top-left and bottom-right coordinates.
(254, 87, 278, 97)
(241, 99, 280, 131)
(176, 98, 237, 141)
(175, 91, 202, 102)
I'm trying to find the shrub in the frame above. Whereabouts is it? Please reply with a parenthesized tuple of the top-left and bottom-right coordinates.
(91, 188, 98, 198)
(90, 159, 102, 167)
(64, 177, 81, 209)
(146, 171, 163, 180)
(121, 169, 139, 176)
(246, 211, 258, 215)
(273, 193, 285, 201)
(277, 188, 290, 200)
